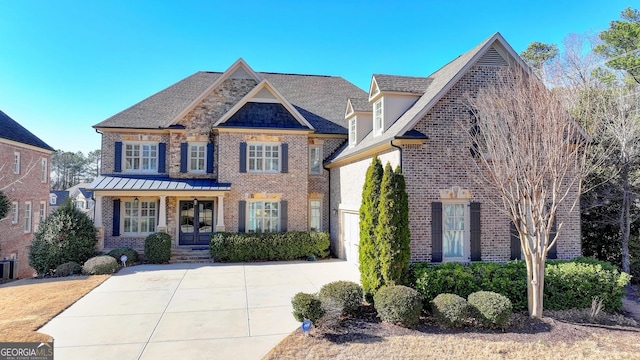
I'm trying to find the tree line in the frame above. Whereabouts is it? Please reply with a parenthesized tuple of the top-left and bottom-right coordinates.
(50, 149, 101, 190)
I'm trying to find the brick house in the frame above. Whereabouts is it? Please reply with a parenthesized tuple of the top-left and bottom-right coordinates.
(0, 110, 54, 278)
(89, 33, 581, 263)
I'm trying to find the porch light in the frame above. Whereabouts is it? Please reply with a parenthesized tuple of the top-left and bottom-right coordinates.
(133, 197, 139, 206)
(193, 197, 198, 206)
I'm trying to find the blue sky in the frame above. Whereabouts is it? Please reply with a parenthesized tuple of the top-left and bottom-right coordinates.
(0, 0, 631, 155)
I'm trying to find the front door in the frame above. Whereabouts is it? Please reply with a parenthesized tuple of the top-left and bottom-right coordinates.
(179, 200, 214, 246)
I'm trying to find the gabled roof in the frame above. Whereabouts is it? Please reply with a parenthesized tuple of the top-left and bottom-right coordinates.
(213, 80, 313, 130)
(371, 74, 433, 95)
(345, 98, 371, 118)
(94, 70, 366, 134)
(79, 189, 93, 199)
(330, 32, 527, 164)
(0, 110, 54, 151)
(49, 191, 69, 206)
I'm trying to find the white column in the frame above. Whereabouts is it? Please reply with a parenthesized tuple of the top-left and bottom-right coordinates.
(216, 195, 225, 231)
(158, 195, 167, 230)
(94, 195, 103, 228)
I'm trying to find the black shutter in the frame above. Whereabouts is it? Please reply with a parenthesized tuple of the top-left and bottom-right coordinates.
(280, 143, 288, 173)
(548, 218, 558, 259)
(114, 142, 122, 173)
(112, 199, 121, 236)
(180, 143, 188, 173)
(510, 221, 521, 260)
(158, 143, 166, 173)
(239, 143, 247, 173)
(280, 200, 288, 232)
(206, 143, 214, 174)
(431, 202, 443, 262)
(238, 200, 246, 232)
(470, 202, 481, 261)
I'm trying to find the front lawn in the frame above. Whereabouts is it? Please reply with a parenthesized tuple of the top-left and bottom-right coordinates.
(0, 275, 109, 342)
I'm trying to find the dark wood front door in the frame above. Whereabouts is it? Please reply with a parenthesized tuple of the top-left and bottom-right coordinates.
(179, 200, 214, 246)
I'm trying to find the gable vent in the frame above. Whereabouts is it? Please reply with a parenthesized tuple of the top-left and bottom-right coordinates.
(477, 47, 508, 67)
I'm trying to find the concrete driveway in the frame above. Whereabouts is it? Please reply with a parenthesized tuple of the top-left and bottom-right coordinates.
(39, 260, 360, 360)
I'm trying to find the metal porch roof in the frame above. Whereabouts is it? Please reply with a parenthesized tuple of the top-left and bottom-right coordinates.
(88, 175, 231, 192)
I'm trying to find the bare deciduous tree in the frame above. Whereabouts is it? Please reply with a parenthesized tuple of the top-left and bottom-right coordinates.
(466, 66, 592, 318)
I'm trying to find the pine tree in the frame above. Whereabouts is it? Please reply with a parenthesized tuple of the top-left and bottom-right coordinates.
(377, 164, 411, 286)
(359, 156, 384, 299)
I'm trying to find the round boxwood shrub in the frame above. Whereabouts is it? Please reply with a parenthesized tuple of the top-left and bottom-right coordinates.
(318, 281, 363, 316)
(292, 292, 325, 325)
(432, 293, 471, 328)
(82, 255, 118, 275)
(55, 261, 82, 277)
(28, 201, 97, 275)
(468, 291, 512, 328)
(145, 232, 172, 264)
(108, 247, 139, 266)
(373, 285, 422, 327)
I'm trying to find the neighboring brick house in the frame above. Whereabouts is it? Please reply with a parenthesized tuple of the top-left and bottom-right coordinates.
(0, 110, 54, 278)
(89, 33, 581, 264)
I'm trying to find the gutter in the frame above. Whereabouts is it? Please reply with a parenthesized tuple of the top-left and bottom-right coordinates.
(390, 140, 403, 170)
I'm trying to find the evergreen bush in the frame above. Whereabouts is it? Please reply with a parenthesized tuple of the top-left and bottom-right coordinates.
(318, 281, 363, 316)
(82, 255, 118, 275)
(0, 190, 9, 220)
(431, 293, 470, 328)
(291, 292, 325, 325)
(145, 232, 172, 264)
(467, 291, 512, 328)
(373, 285, 422, 327)
(108, 247, 139, 266)
(359, 156, 384, 301)
(210, 231, 329, 262)
(55, 261, 82, 277)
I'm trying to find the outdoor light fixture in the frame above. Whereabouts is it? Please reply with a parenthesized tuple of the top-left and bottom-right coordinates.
(133, 197, 139, 206)
(193, 197, 198, 206)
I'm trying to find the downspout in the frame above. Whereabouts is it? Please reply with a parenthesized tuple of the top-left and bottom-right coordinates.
(390, 139, 403, 169)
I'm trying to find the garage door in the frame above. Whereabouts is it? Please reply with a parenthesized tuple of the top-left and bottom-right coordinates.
(342, 212, 360, 265)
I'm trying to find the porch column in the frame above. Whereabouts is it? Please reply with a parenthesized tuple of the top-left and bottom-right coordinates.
(216, 195, 225, 231)
(158, 195, 167, 231)
(94, 195, 104, 250)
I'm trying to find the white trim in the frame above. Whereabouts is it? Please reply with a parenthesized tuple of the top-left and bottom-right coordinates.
(165, 58, 262, 127)
(309, 199, 322, 232)
(40, 158, 48, 183)
(368, 76, 380, 101)
(441, 200, 471, 262)
(309, 145, 323, 175)
(39, 201, 46, 224)
(373, 99, 383, 136)
(246, 200, 280, 233)
(13, 152, 20, 174)
(0, 137, 53, 154)
(122, 141, 159, 173)
(212, 80, 314, 129)
(188, 142, 207, 173)
(121, 197, 158, 236)
(348, 118, 357, 147)
(247, 142, 281, 173)
(11, 202, 18, 224)
(24, 201, 32, 233)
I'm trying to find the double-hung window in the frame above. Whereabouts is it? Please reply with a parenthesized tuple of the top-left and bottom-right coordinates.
(13, 152, 20, 174)
(309, 146, 323, 175)
(442, 202, 469, 261)
(247, 201, 279, 233)
(41, 158, 47, 182)
(348, 119, 357, 146)
(11, 202, 18, 224)
(373, 100, 383, 136)
(123, 199, 157, 235)
(309, 200, 322, 231)
(24, 202, 32, 233)
(248, 143, 279, 173)
(124, 143, 158, 172)
(39, 202, 46, 224)
(189, 143, 206, 172)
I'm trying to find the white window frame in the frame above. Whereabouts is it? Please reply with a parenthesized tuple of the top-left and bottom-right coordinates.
(40, 158, 48, 183)
(442, 201, 470, 262)
(24, 202, 32, 233)
(348, 118, 357, 146)
(247, 143, 280, 173)
(123, 142, 158, 173)
(122, 198, 157, 236)
(49, 194, 57, 205)
(309, 199, 322, 232)
(247, 201, 280, 233)
(188, 143, 207, 173)
(74, 200, 85, 209)
(373, 99, 383, 136)
(13, 152, 20, 174)
(11, 202, 18, 224)
(309, 145, 323, 175)
(39, 201, 46, 225)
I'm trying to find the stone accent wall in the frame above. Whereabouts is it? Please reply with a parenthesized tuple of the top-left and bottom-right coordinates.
(0, 142, 51, 278)
(218, 132, 310, 232)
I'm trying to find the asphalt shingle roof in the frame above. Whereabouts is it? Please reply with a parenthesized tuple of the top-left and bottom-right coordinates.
(373, 74, 433, 94)
(94, 71, 367, 134)
(0, 110, 54, 151)
(347, 97, 371, 113)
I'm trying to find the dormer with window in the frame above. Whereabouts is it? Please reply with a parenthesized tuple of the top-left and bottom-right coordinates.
(368, 74, 431, 137)
(344, 98, 372, 147)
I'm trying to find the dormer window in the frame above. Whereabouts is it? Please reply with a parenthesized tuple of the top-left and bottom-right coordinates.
(373, 100, 383, 136)
(348, 119, 357, 146)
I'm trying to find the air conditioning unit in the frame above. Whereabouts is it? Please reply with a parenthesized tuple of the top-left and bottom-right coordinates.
(0, 260, 18, 280)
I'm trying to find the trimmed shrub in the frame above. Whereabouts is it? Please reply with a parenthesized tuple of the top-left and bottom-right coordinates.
(29, 201, 97, 275)
(318, 281, 363, 316)
(55, 261, 82, 277)
(359, 156, 384, 301)
(108, 247, 139, 266)
(412, 258, 630, 312)
(292, 292, 325, 325)
(373, 285, 422, 327)
(145, 232, 172, 264)
(210, 231, 330, 262)
(468, 291, 512, 328)
(432, 293, 470, 328)
(82, 255, 118, 275)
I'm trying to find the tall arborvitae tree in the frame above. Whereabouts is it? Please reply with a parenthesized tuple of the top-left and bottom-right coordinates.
(377, 164, 411, 286)
(359, 156, 384, 299)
